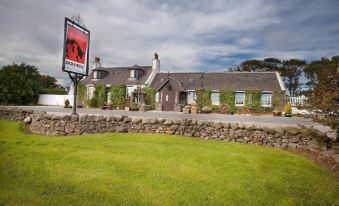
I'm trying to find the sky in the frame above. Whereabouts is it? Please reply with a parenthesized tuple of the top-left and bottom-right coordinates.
(0, 0, 338, 86)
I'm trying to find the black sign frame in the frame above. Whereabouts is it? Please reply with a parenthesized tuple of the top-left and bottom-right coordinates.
(62, 17, 90, 76)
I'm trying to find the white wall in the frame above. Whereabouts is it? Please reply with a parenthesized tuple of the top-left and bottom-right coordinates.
(38, 94, 74, 106)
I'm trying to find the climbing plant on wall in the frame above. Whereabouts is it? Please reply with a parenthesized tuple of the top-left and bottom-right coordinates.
(195, 89, 211, 108)
(110, 85, 126, 109)
(244, 90, 261, 112)
(220, 90, 236, 113)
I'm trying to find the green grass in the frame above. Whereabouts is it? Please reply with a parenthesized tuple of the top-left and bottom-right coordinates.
(0, 120, 338, 206)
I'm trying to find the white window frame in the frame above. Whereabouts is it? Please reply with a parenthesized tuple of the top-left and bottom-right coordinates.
(211, 91, 220, 106)
(261, 92, 272, 107)
(87, 85, 95, 100)
(187, 91, 196, 104)
(235, 91, 245, 106)
(155, 92, 159, 103)
(93, 71, 98, 79)
(130, 70, 135, 78)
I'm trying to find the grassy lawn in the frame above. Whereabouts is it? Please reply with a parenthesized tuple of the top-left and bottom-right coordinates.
(0, 120, 338, 205)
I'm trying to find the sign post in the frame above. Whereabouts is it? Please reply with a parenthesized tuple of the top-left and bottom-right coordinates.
(62, 16, 90, 115)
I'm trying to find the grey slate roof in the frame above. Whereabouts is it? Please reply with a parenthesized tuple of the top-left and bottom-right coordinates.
(150, 72, 282, 92)
(81, 66, 152, 85)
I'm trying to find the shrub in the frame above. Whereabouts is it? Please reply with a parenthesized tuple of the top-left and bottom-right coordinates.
(130, 103, 139, 111)
(88, 98, 98, 108)
(273, 109, 282, 116)
(110, 85, 126, 109)
(143, 87, 155, 108)
(77, 83, 87, 104)
(201, 106, 212, 113)
(218, 103, 229, 114)
(284, 103, 292, 116)
(64, 99, 70, 108)
(211, 105, 219, 113)
(94, 84, 107, 107)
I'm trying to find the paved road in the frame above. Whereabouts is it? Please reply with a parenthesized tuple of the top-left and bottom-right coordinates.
(4, 105, 320, 126)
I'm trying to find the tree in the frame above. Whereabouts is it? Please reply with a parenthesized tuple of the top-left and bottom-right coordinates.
(0, 63, 41, 105)
(239, 58, 282, 72)
(280, 59, 306, 96)
(304, 57, 338, 89)
(303, 56, 339, 137)
(262, 58, 282, 71)
(240, 60, 264, 72)
(0, 63, 67, 105)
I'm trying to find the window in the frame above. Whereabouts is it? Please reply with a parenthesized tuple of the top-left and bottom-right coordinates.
(93, 71, 98, 79)
(235, 92, 245, 106)
(87, 86, 95, 100)
(211, 92, 220, 105)
(130, 69, 135, 78)
(187, 92, 196, 104)
(155, 92, 159, 103)
(261, 92, 272, 107)
(166, 95, 169, 102)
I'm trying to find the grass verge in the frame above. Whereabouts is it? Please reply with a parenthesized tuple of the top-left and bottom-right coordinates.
(0, 120, 338, 205)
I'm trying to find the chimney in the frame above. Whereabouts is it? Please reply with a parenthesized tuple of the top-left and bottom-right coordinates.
(93, 57, 101, 69)
(152, 53, 160, 72)
(145, 53, 160, 85)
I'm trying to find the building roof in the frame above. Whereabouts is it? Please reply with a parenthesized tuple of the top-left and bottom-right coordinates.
(150, 72, 284, 92)
(155, 78, 185, 92)
(81, 66, 152, 85)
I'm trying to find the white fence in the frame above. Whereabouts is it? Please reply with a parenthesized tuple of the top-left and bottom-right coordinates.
(288, 95, 307, 106)
(38, 94, 74, 106)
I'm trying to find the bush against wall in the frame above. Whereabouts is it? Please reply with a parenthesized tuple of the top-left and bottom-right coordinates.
(142, 87, 155, 108)
(195, 89, 211, 109)
(220, 90, 236, 113)
(77, 83, 87, 104)
(87, 84, 107, 108)
(95, 84, 107, 107)
(245, 90, 261, 112)
(110, 85, 126, 109)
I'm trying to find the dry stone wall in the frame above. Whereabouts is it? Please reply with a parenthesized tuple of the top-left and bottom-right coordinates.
(0, 107, 338, 164)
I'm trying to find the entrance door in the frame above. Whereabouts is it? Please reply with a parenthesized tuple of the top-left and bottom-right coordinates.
(161, 84, 175, 111)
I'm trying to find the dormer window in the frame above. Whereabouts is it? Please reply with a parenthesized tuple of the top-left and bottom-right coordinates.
(129, 68, 144, 80)
(92, 70, 107, 79)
